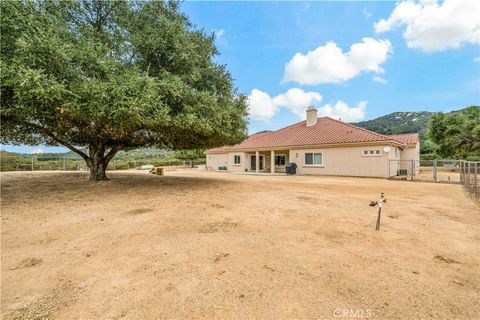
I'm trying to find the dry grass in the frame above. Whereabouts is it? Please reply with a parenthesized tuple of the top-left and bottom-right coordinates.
(1, 170, 479, 319)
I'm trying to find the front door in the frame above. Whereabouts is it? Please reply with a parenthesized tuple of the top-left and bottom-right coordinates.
(250, 155, 264, 171)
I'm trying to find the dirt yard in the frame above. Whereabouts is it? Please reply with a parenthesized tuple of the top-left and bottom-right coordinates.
(1, 170, 479, 319)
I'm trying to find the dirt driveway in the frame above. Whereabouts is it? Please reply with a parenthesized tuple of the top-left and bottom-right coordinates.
(1, 170, 479, 319)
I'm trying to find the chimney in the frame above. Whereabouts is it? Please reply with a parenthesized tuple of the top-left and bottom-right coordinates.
(306, 107, 318, 127)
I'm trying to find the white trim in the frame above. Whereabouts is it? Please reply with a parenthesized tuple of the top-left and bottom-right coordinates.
(233, 154, 242, 164)
(304, 152, 323, 166)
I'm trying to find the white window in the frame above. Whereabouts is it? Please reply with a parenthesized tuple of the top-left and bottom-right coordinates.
(234, 155, 241, 164)
(305, 153, 323, 165)
(363, 149, 382, 157)
(275, 154, 286, 166)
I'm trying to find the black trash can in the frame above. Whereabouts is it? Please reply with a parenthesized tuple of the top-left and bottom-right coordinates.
(285, 162, 297, 175)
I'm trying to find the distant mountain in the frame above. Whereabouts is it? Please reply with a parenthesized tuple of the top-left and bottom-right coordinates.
(354, 108, 472, 136)
(353, 108, 473, 155)
(354, 111, 432, 135)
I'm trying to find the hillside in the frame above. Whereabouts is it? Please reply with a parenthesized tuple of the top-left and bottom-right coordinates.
(354, 111, 432, 135)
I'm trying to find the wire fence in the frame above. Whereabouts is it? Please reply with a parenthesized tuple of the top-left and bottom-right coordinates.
(388, 159, 461, 183)
(1, 157, 206, 172)
(459, 160, 479, 198)
(389, 159, 479, 198)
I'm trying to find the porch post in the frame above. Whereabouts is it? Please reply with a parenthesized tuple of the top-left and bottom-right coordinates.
(271, 150, 275, 174)
(255, 150, 259, 174)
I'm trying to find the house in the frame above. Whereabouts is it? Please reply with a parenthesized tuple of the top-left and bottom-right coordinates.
(206, 107, 420, 178)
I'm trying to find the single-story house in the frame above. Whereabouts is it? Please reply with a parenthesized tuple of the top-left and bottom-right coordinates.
(206, 107, 420, 178)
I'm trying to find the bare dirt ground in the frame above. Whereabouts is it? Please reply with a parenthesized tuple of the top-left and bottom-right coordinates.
(1, 170, 479, 319)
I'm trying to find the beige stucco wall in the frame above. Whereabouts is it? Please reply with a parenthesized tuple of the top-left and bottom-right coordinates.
(289, 145, 398, 178)
(388, 146, 401, 177)
(400, 142, 420, 162)
(397, 142, 420, 174)
(227, 152, 247, 172)
(206, 153, 228, 170)
(208, 143, 419, 177)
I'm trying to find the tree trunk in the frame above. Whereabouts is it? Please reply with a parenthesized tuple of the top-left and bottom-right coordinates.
(87, 144, 120, 181)
(89, 157, 108, 181)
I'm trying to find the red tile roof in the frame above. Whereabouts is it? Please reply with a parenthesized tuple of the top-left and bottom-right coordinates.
(387, 133, 419, 145)
(206, 131, 272, 153)
(207, 117, 407, 153)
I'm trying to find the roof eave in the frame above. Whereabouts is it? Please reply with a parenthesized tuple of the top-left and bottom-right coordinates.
(226, 140, 406, 152)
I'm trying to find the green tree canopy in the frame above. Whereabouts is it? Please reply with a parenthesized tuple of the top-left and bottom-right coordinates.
(1, 0, 247, 180)
(428, 106, 480, 159)
(174, 149, 205, 161)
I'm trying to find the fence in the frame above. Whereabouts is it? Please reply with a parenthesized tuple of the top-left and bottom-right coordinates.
(459, 160, 479, 198)
(389, 159, 479, 198)
(388, 159, 461, 183)
(1, 157, 206, 172)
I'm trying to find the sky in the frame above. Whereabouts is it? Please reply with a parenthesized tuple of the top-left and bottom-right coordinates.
(2, 0, 480, 154)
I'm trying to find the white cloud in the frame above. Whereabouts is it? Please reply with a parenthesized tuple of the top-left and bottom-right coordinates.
(474, 57, 480, 63)
(317, 101, 367, 122)
(247, 89, 276, 121)
(272, 88, 322, 118)
(213, 29, 225, 39)
(248, 88, 366, 122)
(372, 76, 387, 84)
(283, 38, 392, 85)
(248, 88, 322, 121)
(374, 0, 480, 52)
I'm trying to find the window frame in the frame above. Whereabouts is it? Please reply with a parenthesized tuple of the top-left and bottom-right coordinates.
(233, 154, 241, 165)
(362, 149, 382, 157)
(274, 154, 286, 166)
(304, 152, 323, 166)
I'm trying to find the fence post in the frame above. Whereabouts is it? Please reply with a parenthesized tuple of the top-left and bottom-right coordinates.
(31, 156, 34, 171)
(467, 162, 471, 193)
(433, 159, 437, 183)
(475, 162, 478, 197)
(63, 158, 66, 171)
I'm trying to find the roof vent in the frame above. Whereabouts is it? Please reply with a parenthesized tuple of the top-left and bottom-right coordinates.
(306, 107, 318, 127)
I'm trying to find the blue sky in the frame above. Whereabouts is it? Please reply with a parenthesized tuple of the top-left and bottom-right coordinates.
(2, 0, 479, 154)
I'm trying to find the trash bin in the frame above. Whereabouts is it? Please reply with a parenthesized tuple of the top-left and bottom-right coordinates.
(285, 162, 297, 175)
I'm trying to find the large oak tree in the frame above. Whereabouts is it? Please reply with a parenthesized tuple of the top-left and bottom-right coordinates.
(1, 0, 247, 180)
(428, 106, 480, 159)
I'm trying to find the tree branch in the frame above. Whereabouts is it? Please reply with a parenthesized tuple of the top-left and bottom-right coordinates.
(104, 145, 123, 164)
(25, 122, 91, 163)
